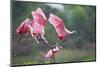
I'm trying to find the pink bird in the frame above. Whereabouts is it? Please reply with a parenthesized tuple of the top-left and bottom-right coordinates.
(31, 8, 48, 43)
(45, 45, 62, 59)
(31, 8, 47, 36)
(48, 13, 76, 40)
(16, 18, 31, 35)
(16, 8, 47, 44)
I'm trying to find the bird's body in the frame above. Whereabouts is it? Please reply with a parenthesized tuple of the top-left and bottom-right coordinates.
(48, 13, 76, 40)
(31, 8, 46, 37)
(30, 8, 47, 44)
(16, 18, 31, 35)
(45, 45, 62, 59)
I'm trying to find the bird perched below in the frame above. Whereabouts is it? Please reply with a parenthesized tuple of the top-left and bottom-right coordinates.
(45, 45, 62, 61)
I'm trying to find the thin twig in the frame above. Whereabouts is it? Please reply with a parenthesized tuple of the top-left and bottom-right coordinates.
(51, 49, 56, 63)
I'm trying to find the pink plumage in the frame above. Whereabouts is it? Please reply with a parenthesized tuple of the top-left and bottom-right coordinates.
(31, 8, 47, 37)
(36, 8, 47, 22)
(45, 45, 62, 59)
(16, 18, 31, 35)
(48, 13, 75, 40)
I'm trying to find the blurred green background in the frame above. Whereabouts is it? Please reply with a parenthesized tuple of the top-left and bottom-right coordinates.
(11, 1, 96, 65)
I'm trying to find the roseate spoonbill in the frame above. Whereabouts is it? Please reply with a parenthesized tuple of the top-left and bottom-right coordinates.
(31, 8, 48, 44)
(45, 45, 62, 61)
(16, 18, 31, 35)
(48, 13, 76, 40)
